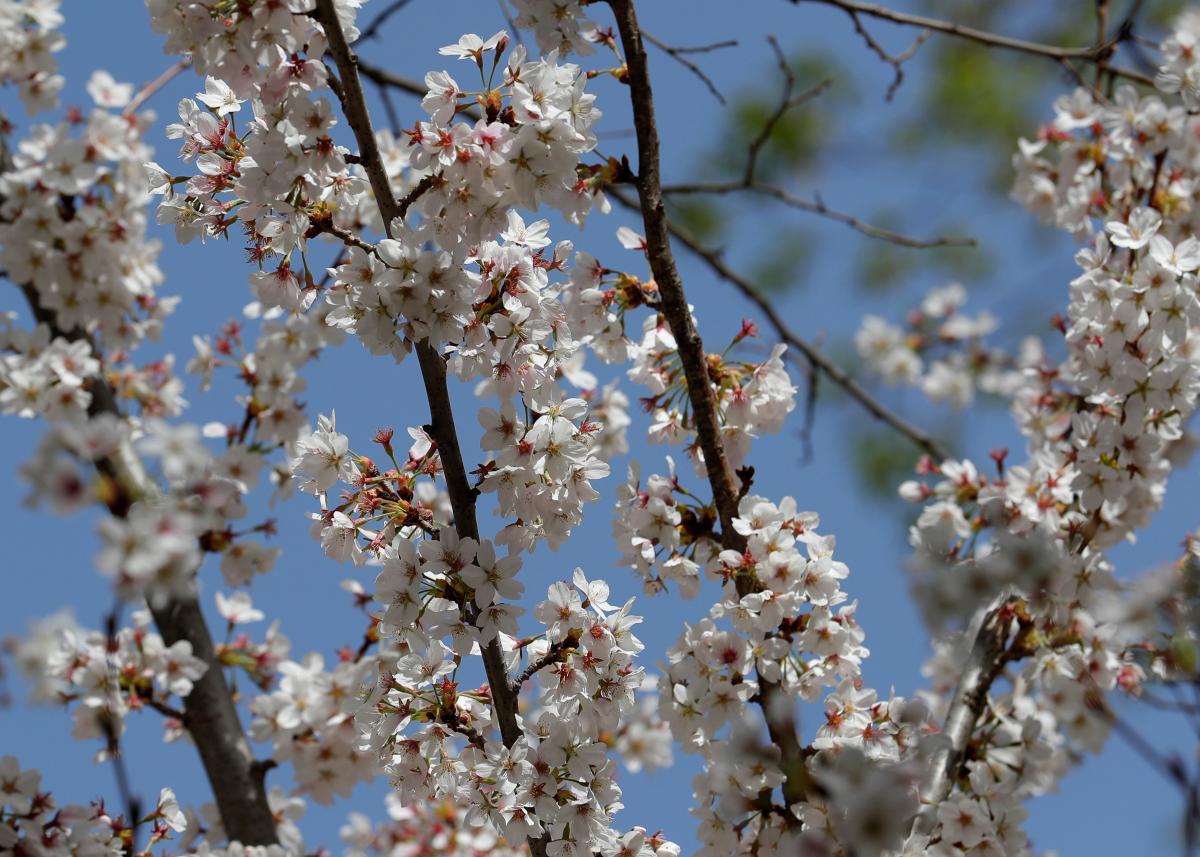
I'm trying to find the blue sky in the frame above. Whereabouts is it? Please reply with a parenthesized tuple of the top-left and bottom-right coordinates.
(0, 1, 1195, 854)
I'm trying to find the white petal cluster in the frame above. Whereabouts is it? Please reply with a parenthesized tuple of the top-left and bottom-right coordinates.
(0, 0, 63, 113)
(856, 283, 1032, 409)
(14, 610, 206, 743)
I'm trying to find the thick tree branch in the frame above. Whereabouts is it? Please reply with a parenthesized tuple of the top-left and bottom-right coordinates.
(911, 601, 1014, 837)
(606, 0, 809, 815)
(312, 3, 544, 853)
(15, 287, 278, 846)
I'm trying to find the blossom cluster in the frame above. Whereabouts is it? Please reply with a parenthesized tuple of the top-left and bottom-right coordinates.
(1, 74, 169, 353)
(6, 0, 1200, 855)
(0, 755, 187, 857)
(14, 609, 205, 747)
(565, 241, 799, 474)
(0, 0, 63, 113)
(855, 282, 1037, 409)
(862, 19, 1200, 856)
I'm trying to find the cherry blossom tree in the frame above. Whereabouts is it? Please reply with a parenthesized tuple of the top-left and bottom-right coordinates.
(2, 1, 1200, 856)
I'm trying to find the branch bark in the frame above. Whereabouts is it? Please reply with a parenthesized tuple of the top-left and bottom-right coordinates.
(312, 3, 545, 852)
(606, 0, 809, 814)
(910, 602, 1014, 838)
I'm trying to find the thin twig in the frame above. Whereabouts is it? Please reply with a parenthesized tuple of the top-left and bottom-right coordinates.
(358, 0, 414, 42)
(509, 642, 567, 695)
(1095, 0, 1111, 88)
(642, 30, 735, 104)
(143, 698, 188, 721)
(744, 37, 805, 185)
(797, 0, 1155, 86)
(845, 9, 930, 101)
(123, 58, 191, 116)
(663, 180, 975, 248)
(102, 604, 143, 855)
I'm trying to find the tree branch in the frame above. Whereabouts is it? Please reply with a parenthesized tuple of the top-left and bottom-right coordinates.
(14, 287, 278, 846)
(796, 0, 1155, 87)
(608, 185, 952, 461)
(662, 180, 974, 249)
(642, 30, 735, 104)
(911, 601, 1015, 837)
(358, 0, 415, 42)
(606, 0, 809, 815)
(311, 4, 544, 853)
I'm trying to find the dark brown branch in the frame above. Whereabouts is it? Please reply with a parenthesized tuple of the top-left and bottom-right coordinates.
(509, 641, 568, 695)
(398, 173, 438, 220)
(606, 0, 809, 816)
(358, 60, 425, 98)
(311, 4, 544, 854)
(149, 597, 279, 844)
(311, 220, 376, 253)
(143, 697, 187, 721)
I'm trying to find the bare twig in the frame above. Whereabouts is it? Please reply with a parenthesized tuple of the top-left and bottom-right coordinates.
(684, 35, 972, 248)
(358, 0, 414, 42)
(844, 9, 930, 100)
(123, 58, 191, 116)
(796, 0, 1156, 87)
(642, 30, 735, 104)
(744, 37, 813, 185)
(663, 180, 975, 248)
(358, 60, 425, 99)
